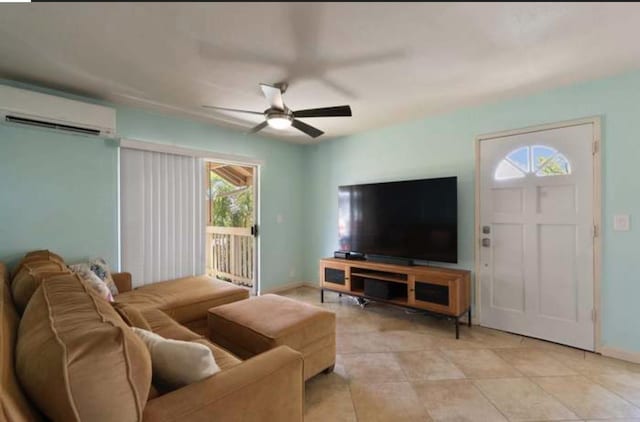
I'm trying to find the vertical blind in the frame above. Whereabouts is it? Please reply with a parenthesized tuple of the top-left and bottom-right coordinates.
(120, 148, 205, 287)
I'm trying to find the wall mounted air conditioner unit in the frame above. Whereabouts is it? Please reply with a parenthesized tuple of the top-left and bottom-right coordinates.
(0, 85, 116, 138)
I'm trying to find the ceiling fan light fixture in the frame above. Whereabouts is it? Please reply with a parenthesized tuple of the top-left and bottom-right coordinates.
(203, 83, 351, 138)
(266, 113, 292, 130)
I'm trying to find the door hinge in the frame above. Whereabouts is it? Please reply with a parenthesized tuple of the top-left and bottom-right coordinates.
(593, 224, 599, 238)
(591, 308, 597, 322)
(250, 224, 258, 237)
(592, 140, 600, 155)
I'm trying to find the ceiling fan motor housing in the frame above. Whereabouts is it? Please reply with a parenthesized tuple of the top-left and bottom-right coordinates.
(265, 110, 293, 129)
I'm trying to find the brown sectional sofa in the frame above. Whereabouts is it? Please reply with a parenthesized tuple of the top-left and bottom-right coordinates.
(0, 255, 304, 422)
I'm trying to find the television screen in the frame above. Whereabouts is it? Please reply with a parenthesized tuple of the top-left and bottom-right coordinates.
(338, 177, 457, 263)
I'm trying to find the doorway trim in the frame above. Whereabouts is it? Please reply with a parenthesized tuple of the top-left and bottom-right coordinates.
(474, 116, 602, 351)
(204, 158, 261, 295)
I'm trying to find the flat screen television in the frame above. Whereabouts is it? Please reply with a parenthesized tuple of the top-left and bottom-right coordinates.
(338, 176, 458, 263)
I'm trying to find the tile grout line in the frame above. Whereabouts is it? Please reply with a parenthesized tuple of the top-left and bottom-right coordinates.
(466, 378, 513, 422)
(345, 380, 360, 422)
(525, 375, 640, 420)
(583, 373, 640, 413)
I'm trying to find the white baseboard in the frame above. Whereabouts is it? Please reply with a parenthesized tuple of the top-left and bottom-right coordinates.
(259, 281, 318, 294)
(600, 346, 640, 365)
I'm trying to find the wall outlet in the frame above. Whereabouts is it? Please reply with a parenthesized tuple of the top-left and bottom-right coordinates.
(276, 214, 284, 224)
(613, 214, 630, 231)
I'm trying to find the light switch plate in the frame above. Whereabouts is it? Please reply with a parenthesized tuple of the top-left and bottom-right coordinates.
(613, 214, 630, 231)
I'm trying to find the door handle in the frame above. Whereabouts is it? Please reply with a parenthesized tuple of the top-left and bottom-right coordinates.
(482, 238, 491, 247)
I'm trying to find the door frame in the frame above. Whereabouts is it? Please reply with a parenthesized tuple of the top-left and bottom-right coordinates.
(474, 116, 602, 351)
(204, 157, 261, 296)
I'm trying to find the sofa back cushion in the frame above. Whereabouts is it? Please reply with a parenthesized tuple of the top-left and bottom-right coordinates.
(12, 250, 65, 277)
(16, 273, 152, 422)
(112, 302, 153, 331)
(11, 260, 70, 313)
(1, 262, 42, 421)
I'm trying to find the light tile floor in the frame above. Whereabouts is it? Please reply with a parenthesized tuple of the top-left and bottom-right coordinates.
(278, 287, 640, 422)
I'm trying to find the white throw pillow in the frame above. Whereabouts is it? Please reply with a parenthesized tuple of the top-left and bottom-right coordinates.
(131, 327, 220, 389)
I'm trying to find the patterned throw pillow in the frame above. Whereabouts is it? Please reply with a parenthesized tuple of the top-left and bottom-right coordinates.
(87, 258, 119, 296)
(69, 264, 114, 302)
(68, 258, 118, 298)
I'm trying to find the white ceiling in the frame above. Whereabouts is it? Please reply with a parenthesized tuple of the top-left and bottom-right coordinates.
(1, 2, 640, 143)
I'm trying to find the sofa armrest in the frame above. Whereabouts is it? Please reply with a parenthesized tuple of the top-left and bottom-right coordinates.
(143, 346, 304, 422)
(112, 272, 132, 293)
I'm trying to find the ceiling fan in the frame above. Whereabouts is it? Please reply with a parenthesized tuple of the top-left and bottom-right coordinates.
(203, 83, 352, 139)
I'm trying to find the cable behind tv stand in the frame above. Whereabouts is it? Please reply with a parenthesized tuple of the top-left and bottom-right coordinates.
(319, 258, 471, 338)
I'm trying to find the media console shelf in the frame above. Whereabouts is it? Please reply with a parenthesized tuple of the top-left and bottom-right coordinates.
(319, 258, 471, 338)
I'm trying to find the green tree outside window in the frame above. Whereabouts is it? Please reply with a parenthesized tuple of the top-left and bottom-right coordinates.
(208, 173, 253, 227)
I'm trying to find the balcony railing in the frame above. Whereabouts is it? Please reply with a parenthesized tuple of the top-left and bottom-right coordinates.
(206, 226, 254, 289)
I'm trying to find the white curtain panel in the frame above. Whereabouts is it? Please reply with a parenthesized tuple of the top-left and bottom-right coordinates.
(120, 148, 205, 287)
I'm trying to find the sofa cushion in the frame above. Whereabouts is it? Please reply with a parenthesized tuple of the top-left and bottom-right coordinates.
(140, 309, 202, 342)
(12, 250, 65, 277)
(0, 263, 42, 422)
(115, 275, 249, 324)
(113, 302, 153, 331)
(24, 249, 65, 262)
(192, 339, 242, 371)
(16, 273, 152, 422)
(11, 261, 70, 313)
(182, 318, 207, 336)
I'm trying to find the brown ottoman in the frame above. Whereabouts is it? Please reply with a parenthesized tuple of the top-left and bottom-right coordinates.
(207, 294, 335, 380)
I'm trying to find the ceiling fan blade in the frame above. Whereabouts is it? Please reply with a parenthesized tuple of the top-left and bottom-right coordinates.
(293, 105, 352, 118)
(292, 119, 324, 138)
(202, 105, 264, 116)
(248, 121, 268, 134)
(259, 83, 285, 111)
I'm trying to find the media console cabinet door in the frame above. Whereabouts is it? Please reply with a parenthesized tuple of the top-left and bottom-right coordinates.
(410, 275, 455, 315)
(320, 261, 350, 292)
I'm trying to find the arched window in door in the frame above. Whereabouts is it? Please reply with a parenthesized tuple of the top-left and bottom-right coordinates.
(495, 145, 571, 181)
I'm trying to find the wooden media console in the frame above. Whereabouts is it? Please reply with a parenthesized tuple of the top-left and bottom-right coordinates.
(319, 258, 471, 338)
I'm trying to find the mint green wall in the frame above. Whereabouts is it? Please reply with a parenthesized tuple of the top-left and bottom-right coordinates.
(0, 82, 306, 293)
(3, 70, 640, 353)
(0, 125, 119, 266)
(304, 70, 640, 354)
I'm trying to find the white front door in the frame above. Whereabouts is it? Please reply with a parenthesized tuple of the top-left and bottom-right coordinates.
(478, 122, 597, 350)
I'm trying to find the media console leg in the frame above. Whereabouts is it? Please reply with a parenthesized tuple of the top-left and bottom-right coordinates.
(320, 289, 324, 303)
(455, 317, 460, 339)
(468, 308, 472, 327)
